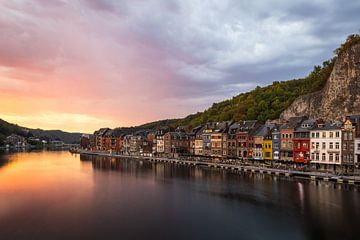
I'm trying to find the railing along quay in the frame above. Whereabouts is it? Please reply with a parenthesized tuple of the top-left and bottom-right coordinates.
(73, 150, 360, 185)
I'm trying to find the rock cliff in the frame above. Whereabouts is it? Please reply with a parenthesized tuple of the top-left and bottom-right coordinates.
(280, 42, 360, 121)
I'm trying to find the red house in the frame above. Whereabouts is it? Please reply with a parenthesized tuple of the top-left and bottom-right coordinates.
(293, 120, 315, 163)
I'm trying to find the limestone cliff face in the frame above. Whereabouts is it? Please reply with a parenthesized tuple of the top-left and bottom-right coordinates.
(280, 43, 360, 121)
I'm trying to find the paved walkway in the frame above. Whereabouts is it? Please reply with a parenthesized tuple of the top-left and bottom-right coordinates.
(75, 150, 360, 184)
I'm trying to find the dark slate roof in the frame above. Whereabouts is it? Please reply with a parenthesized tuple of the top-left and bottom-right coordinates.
(188, 125, 203, 136)
(168, 132, 189, 140)
(112, 128, 124, 137)
(348, 115, 360, 124)
(212, 121, 233, 133)
(104, 129, 114, 137)
(253, 124, 275, 137)
(280, 116, 306, 129)
(311, 122, 342, 131)
(94, 128, 110, 136)
(271, 125, 281, 134)
(228, 122, 241, 134)
(238, 120, 259, 132)
(295, 119, 316, 132)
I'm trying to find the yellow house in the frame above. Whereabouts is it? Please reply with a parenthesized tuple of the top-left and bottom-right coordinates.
(263, 135, 273, 161)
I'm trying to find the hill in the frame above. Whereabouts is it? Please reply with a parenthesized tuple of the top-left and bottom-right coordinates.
(139, 34, 360, 130)
(0, 118, 82, 145)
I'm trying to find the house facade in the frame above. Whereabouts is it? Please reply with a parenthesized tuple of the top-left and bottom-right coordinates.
(271, 126, 281, 161)
(227, 123, 240, 158)
(210, 121, 232, 158)
(263, 132, 272, 161)
(310, 123, 342, 171)
(236, 120, 260, 159)
(253, 124, 274, 161)
(280, 117, 305, 162)
(293, 120, 315, 163)
(341, 119, 356, 171)
(194, 127, 204, 156)
(164, 132, 189, 155)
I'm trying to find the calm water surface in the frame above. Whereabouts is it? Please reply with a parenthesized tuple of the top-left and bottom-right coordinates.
(0, 151, 359, 240)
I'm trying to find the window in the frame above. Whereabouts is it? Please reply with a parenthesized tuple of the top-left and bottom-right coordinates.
(336, 142, 340, 149)
(343, 132, 348, 140)
(322, 132, 326, 138)
(311, 132, 315, 138)
(311, 142, 315, 149)
(343, 143, 347, 151)
(329, 142, 333, 149)
(322, 153, 326, 161)
(316, 153, 319, 160)
(316, 142, 319, 149)
(311, 153, 315, 160)
(322, 142, 326, 149)
(335, 154, 340, 162)
(349, 132, 353, 140)
(316, 132, 320, 138)
(329, 153, 333, 162)
(329, 132, 334, 138)
(358, 143, 360, 151)
(336, 131, 340, 138)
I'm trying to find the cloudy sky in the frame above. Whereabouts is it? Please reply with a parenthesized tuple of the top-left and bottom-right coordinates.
(0, 0, 359, 132)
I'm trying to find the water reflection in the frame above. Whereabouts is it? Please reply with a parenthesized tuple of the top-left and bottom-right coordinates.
(0, 151, 359, 240)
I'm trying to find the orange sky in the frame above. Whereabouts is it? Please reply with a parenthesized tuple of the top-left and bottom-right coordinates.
(1, 1, 357, 133)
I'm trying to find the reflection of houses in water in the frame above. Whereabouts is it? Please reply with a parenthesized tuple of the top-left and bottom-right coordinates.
(81, 154, 152, 172)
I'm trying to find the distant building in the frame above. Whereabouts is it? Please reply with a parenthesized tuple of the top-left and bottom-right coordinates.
(94, 128, 110, 151)
(5, 134, 27, 147)
(80, 134, 91, 149)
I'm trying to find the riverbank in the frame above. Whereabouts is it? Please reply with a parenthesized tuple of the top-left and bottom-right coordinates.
(73, 149, 360, 185)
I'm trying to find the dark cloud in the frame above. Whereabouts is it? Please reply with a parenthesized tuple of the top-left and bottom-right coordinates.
(1, 0, 360, 124)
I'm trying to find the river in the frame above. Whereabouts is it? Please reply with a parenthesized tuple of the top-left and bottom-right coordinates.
(0, 150, 359, 240)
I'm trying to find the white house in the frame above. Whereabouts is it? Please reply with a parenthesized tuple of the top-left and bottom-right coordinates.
(310, 122, 342, 171)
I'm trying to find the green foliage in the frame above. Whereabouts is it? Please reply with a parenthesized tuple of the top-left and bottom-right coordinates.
(335, 34, 360, 56)
(0, 119, 28, 137)
(167, 59, 334, 128)
(136, 34, 360, 131)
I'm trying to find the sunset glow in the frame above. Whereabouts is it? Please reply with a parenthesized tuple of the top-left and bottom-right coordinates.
(1, 1, 359, 132)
